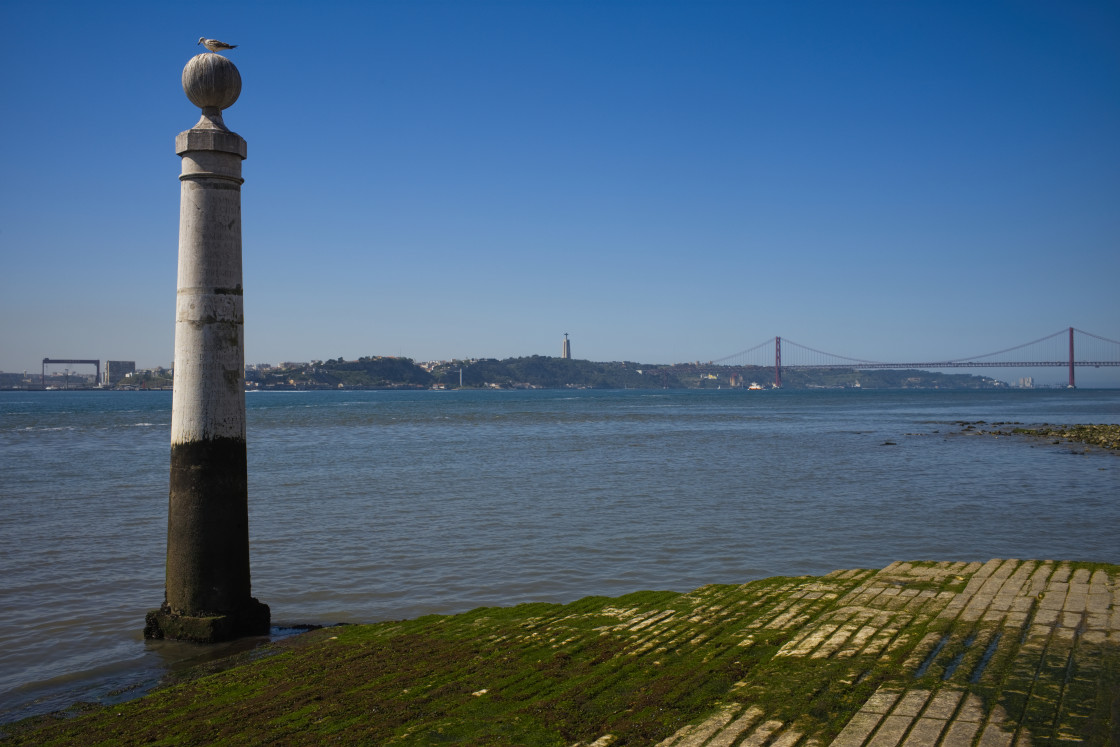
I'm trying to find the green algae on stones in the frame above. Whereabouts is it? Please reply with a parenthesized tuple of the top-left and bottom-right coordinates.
(1010, 424, 1120, 451)
(3, 560, 1118, 745)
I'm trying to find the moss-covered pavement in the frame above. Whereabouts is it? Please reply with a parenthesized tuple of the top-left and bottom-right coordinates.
(4, 559, 1118, 745)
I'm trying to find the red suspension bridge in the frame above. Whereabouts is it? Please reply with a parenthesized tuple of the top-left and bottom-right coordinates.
(712, 327, 1120, 388)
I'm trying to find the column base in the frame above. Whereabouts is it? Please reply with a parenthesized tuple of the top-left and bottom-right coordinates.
(144, 598, 270, 643)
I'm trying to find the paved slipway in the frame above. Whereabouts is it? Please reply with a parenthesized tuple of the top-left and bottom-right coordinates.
(648, 559, 1118, 746)
(5, 559, 1118, 745)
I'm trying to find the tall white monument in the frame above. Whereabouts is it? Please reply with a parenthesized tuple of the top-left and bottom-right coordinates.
(145, 51, 269, 642)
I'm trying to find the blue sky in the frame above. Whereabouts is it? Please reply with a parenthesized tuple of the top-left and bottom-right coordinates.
(2, 0, 1118, 385)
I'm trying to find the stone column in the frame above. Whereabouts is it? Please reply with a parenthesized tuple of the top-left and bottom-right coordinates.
(145, 52, 269, 642)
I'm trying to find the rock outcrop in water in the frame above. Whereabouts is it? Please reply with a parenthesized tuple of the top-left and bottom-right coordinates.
(1011, 424, 1120, 451)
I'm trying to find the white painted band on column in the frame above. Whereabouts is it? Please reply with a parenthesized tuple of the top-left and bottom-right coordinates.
(172, 288, 245, 444)
(171, 335, 245, 444)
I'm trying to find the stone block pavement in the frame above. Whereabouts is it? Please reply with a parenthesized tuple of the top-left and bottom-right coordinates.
(634, 559, 1118, 746)
(7, 558, 1116, 745)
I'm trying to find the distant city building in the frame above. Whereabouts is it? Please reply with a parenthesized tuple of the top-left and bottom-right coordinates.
(562, 333, 571, 359)
(1017, 376, 1034, 389)
(104, 360, 136, 385)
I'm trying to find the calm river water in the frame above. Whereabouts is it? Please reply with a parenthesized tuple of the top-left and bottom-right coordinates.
(1, 388, 1118, 721)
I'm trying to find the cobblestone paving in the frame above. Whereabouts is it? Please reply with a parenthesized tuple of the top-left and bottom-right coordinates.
(7, 560, 1116, 745)
(586, 560, 1118, 746)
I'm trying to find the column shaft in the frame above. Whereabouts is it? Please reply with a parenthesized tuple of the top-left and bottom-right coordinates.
(146, 122, 268, 642)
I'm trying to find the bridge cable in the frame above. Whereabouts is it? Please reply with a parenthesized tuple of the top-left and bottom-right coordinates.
(780, 338, 884, 366)
(946, 328, 1069, 363)
(1073, 328, 1120, 346)
(711, 338, 775, 365)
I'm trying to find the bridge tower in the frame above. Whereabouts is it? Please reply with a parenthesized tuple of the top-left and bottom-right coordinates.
(774, 336, 782, 388)
(1068, 327, 1075, 388)
(145, 51, 268, 642)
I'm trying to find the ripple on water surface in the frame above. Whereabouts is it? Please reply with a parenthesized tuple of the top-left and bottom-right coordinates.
(1, 388, 1118, 721)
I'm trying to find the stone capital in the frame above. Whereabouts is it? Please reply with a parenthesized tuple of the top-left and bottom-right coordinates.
(176, 129, 248, 159)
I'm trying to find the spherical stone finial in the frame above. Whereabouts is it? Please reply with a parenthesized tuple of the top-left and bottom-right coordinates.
(182, 53, 242, 110)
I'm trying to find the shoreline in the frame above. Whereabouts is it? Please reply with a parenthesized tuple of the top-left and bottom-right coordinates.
(4, 559, 1117, 745)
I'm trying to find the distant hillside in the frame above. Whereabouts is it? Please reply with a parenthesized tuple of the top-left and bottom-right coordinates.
(244, 356, 1005, 391)
(431, 357, 678, 389)
(248, 357, 432, 390)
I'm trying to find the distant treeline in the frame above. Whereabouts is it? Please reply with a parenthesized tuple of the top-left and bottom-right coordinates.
(245, 356, 1005, 391)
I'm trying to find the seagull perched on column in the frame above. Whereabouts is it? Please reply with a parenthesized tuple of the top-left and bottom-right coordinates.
(198, 37, 238, 53)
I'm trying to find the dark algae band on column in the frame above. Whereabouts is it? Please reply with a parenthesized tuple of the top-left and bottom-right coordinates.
(144, 437, 269, 642)
(166, 437, 251, 614)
